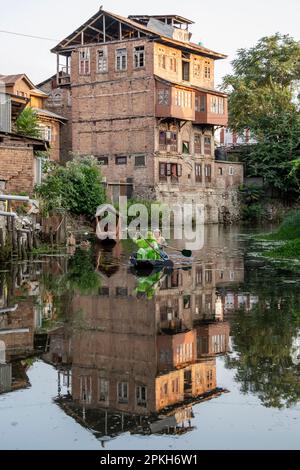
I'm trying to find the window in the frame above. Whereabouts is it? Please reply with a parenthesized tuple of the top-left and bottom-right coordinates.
(195, 163, 202, 183)
(39, 125, 52, 142)
(182, 61, 190, 81)
(136, 385, 147, 407)
(205, 164, 212, 183)
(99, 287, 109, 296)
(182, 141, 190, 154)
(157, 89, 169, 105)
(194, 134, 202, 154)
(204, 136, 211, 155)
(80, 376, 92, 404)
(159, 131, 177, 152)
(135, 155, 146, 167)
(134, 46, 145, 68)
(79, 48, 90, 75)
(116, 287, 128, 297)
(205, 270, 213, 284)
(229, 166, 235, 176)
(98, 379, 109, 403)
(204, 60, 211, 79)
(170, 56, 177, 72)
(116, 48, 127, 71)
(196, 266, 203, 285)
(211, 96, 218, 113)
(118, 382, 129, 404)
(158, 54, 166, 69)
(159, 163, 182, 182)
(193, 59, 201, 78)
(218, 167, 223, 175)
(184, 295, 191, 309)
(115, 156, 127, 165)
(160, 382, 168, 398)
(98, 156, 108, 165)
(97, 49, 108, 73)
(172, 378, 179, 394)
(195, 95, 206, 112)
(175, 90, 192, 108)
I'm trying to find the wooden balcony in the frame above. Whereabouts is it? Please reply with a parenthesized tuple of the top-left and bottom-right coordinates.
(155, 82, 228, 126)
(195, 91, 228, 126)
(156, 83, 195, 121)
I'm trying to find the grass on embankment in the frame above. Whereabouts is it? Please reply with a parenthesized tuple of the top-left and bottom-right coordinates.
(259, 210, 300, 260)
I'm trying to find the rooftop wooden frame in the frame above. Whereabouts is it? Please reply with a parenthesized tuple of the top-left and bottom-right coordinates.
(51, 9, 227, 61)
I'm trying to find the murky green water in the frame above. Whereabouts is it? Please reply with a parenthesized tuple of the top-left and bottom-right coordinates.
(1, 225, 300, 450)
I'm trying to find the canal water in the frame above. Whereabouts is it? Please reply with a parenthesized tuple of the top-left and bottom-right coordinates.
(1, 225, 300, 450)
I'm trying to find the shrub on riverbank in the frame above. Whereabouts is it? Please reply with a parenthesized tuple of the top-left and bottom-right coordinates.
(35, 156, 106, 219)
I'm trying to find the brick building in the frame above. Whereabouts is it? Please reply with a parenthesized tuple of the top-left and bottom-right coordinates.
(44, 8, 243, 223)
(0, 73, 67, 162)
(0, 131, 47, 194)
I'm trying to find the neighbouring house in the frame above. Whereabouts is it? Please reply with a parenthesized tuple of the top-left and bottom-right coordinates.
(0, 130, 48, 194)
(217, 127, 257, 148)
(37, 73, 73, 164)
(0, 86, 48, 194)
(0, 73, 67, 162)
(42, 7, 244, 223)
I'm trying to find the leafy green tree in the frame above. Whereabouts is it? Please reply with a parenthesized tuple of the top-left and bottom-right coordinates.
(35, 156, 106, 218)
(225, 263, 300, 409)
(15, 107, 41, 138)
(222, 34, 300, 196)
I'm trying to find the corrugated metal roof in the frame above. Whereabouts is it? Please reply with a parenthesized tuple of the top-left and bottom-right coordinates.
(31, 107, 68, 122)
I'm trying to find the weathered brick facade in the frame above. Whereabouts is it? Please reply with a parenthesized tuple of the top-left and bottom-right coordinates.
(50, 9, 244, 222)
(0, 143, 35, 194)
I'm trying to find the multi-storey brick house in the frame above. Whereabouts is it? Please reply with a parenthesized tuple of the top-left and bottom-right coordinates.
(49, 8, 243, 222)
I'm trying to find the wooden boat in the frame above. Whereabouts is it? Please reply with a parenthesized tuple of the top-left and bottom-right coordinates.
(130, 253, 174, 275)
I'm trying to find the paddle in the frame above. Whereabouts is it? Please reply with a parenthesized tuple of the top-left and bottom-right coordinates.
(165, 245, 192, 258)
(143, 238, 174, 268)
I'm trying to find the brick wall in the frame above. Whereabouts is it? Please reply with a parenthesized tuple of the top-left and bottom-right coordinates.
(40, 83, 73, 163)
(0, 144, 35, 194)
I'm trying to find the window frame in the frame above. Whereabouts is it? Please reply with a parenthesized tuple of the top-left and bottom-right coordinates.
(115, 156, 127, 165)
(79, 48, 91, 75)
(135, 155, 146, 167)
(195, 163, 202, 183)
(115, 48, 127, 72)
(134, 45, 145, 69)
(97, 48, 108, 73)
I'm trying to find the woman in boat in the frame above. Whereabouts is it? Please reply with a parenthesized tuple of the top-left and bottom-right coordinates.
(133, 231, 161, 261)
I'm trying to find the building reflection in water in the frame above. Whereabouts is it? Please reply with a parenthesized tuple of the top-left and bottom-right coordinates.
(42, 240, 244, 441)
(0, 259, 64, 395)
(0, 226, 248, 441)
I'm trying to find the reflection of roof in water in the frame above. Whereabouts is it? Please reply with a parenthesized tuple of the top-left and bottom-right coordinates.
(55, 388, 227, 439)
(96, 263, 120, 278)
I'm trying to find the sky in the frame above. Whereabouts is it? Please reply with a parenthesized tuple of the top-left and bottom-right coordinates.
(0, 0, 299, 86)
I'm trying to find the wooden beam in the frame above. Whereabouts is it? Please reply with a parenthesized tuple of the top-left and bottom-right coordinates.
(103, 14, 106, 42)
(56, 53, 60, 83)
